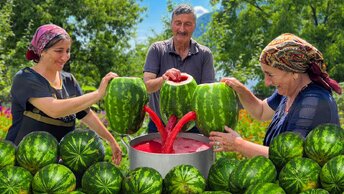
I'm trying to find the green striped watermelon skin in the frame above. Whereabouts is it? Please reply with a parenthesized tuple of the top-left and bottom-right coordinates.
(81, 161, 123, 194)
(59, 129, 105, 175)
(0, 166, 33, 194)
(122, 167, 163, 194)
(245, 182, 286, 194)
(228, 156, 277, 193)
(320, 155, 344, 194)
(0, 140, 16, 169)
(160, 73, 197, 127)
(32, 163, 76, 193)
(299, 188, 330, 194)
(192, 82, 239, 136)
(164, 164, 206, 194)
(304, 123, 344, 166)
(269, 132, 304, 171)
(207, 157, 239, 191)
(202, 191, 232, 194)
(16, 131, 59, 174)
(279, 157, 321, 194)
(105, 77, 148, 134)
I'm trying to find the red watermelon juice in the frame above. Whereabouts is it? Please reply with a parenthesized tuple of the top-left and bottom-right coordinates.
(141, 106, 209, 154)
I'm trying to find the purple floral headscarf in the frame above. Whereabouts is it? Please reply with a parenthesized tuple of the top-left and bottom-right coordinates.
(26, 24, 69, 61)
(260, 33, 342, 95)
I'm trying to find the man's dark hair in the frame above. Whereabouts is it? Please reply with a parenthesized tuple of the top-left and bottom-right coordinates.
(171, 4, 196, 21)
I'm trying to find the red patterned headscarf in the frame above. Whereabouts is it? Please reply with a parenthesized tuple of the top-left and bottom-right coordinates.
(259, 33, 342, 94)
(26, 24, 69, 62)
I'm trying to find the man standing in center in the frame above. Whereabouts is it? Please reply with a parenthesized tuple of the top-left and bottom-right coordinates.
(143, 4, 215, 133)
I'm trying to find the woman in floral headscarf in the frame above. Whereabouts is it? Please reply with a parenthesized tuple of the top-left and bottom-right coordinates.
(209, 33, 341, 158)
(6, 24, 122, 165)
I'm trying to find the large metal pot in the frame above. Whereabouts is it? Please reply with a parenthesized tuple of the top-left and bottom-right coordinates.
(122, 132, 215, 178)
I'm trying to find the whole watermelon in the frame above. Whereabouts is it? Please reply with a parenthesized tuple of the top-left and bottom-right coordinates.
(320, 155, 344, 194)
(105, 77, 148, 134)
(192, 82, 238, 136)
(0, 166, 32, 194)
(82, 162, 123, 194)
(207, 157, 239, 191)
(16, 131, 59, 174)
(164, 164, 206, 194)
(228, 156, 277, 193)
(59, 129, 105, 175)
(160, 73, 197, 130)
(304, 123, 344, 166)
(202, 191, 231, 194)
(0, 140, 16, 169)
(269, 132, 304, 171)
(245, 182, 286, 194)
(32, 163, 76, 193)
(122, 167, 163, 194)
(279, 157, 321, 194)
(299, 189, 330, 194)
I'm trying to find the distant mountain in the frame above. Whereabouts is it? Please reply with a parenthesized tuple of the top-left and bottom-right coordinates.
(194, 12, 212, 38)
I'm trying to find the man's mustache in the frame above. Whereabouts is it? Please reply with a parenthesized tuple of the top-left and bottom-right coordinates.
(177, 32, 188, 36)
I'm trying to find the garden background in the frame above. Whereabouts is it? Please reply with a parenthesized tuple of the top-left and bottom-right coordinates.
(1, 0, 344, 170)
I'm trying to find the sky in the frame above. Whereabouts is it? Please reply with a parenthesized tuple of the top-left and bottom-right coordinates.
(135, 0, 214, 43)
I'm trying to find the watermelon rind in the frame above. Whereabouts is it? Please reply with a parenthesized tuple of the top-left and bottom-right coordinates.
(82, 161, 123, 194)
(160, 73, 197, 130)
(320, 155, 344, 194)
(32, 163, 76, 193)
(122, 167, 163, 194)
(164, 164, 206, 194)
(245, 182, 286, 194)
(0, 166, 32, 194)
(192, 82, 239, 136)
(269, 132, 304, 171)
(105, 77, 148, 134)
(304, 123, 344, 166)
(279, 157, 321, 194)
(0, 140, 16, 169)
(59, 129, 105, 175)
(207, 157, 238, 191)
(228, 156, 277, 193)
(16, 131, 59, 174)
(299, 188, 330, 194)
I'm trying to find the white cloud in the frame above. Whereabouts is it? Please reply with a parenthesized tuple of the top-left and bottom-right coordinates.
(193, 6, 209, 18)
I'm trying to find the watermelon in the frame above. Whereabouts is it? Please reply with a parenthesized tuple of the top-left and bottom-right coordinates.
(192, 82, 239, 136)
(320, 155, 344, 194)
(164, 164, 206, 194)
(299, 189, 330, 194)
(105, 77, 148, 134)
(122, 167, 163, 194)
(0, 140, 16, 169)
(70, 191, 86, 194)
(16, 131, 59, 174)
(269, 132, 304, 171)
(207, 157, 239, 191)
(160, 73, 197, 130)
(245, 182, 286, 194)
(202, 191, 231, 194)
(279, 157, 321, 193)
(0, 166, 32, 194)
(81, 161, 123, 194)
(304, 123, 344, 166)
(59, 129, 105, 175)
(228, 156, 277, 193)
(32, 163, 76, 193)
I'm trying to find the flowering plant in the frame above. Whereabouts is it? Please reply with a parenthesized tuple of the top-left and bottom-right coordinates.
(0, 106, 12, 139)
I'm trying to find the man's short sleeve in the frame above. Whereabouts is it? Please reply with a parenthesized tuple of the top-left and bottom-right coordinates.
(11, 70, 52, 110)
(144, 43, 161, 75)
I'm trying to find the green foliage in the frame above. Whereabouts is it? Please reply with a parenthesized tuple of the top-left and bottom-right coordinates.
(331, 82, 344, 128)
(204, 0, 344, 96)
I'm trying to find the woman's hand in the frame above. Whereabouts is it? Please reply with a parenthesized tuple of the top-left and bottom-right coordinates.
(162, 68, 181, 81)
(220, 77, 247, 94)
(209, 126, 242, 152)
(109, 140, 122, 165)
(97, 72, 119, 98)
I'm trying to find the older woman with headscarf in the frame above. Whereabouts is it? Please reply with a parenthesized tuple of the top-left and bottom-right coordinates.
(6, 24, 122, 165)
(209, 33, 341, 158)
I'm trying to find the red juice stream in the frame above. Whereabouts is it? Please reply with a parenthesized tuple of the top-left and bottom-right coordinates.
(162, 111, 197, 153)
(143, 105, 167, 143)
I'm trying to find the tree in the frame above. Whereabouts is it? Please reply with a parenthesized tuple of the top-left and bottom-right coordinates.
(0, 0, 146, 104)
(204, 0, 344, 97)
